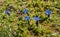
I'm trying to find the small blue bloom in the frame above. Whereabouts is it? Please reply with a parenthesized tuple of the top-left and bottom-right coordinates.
(33, 16, 40, 21)
(45, 10, 51, 16)
(25, 16, 30, 21)
(23, 9, 28, 14)
(5, 10, 10, 15)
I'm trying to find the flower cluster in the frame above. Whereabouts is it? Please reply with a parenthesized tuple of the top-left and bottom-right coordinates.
(4, 8, 51, 21)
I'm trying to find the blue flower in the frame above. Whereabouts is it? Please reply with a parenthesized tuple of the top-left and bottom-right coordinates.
(23, 9, 28, 14)
(5, 10, 10, 15)
(33, 16, 40, 21)
(25, 16, 30, 21)
(45, 10, 51, 16)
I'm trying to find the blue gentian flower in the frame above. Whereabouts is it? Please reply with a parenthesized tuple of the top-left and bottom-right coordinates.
(45, 10, 51, 16)
(23, 9, 28, 14)
(33, 16, 40, 21)
(5, 10, 10, 15)
(25, 16, 30, 21)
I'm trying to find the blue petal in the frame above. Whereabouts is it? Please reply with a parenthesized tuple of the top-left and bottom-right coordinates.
(46, 10, 51, 15)
(33, 16, 40, 21)
(25, 16, 30, 21)
(5, 10, 10, 14)
(23, 9, 28, 14)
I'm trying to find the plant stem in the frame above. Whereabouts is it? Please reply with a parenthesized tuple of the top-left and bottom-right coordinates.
(36, 21, 38, 27)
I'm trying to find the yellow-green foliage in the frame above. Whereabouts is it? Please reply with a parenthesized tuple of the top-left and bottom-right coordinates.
(0, 0, 60, 37)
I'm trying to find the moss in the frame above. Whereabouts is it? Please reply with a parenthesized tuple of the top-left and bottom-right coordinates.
(0, 0, 60, 37)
